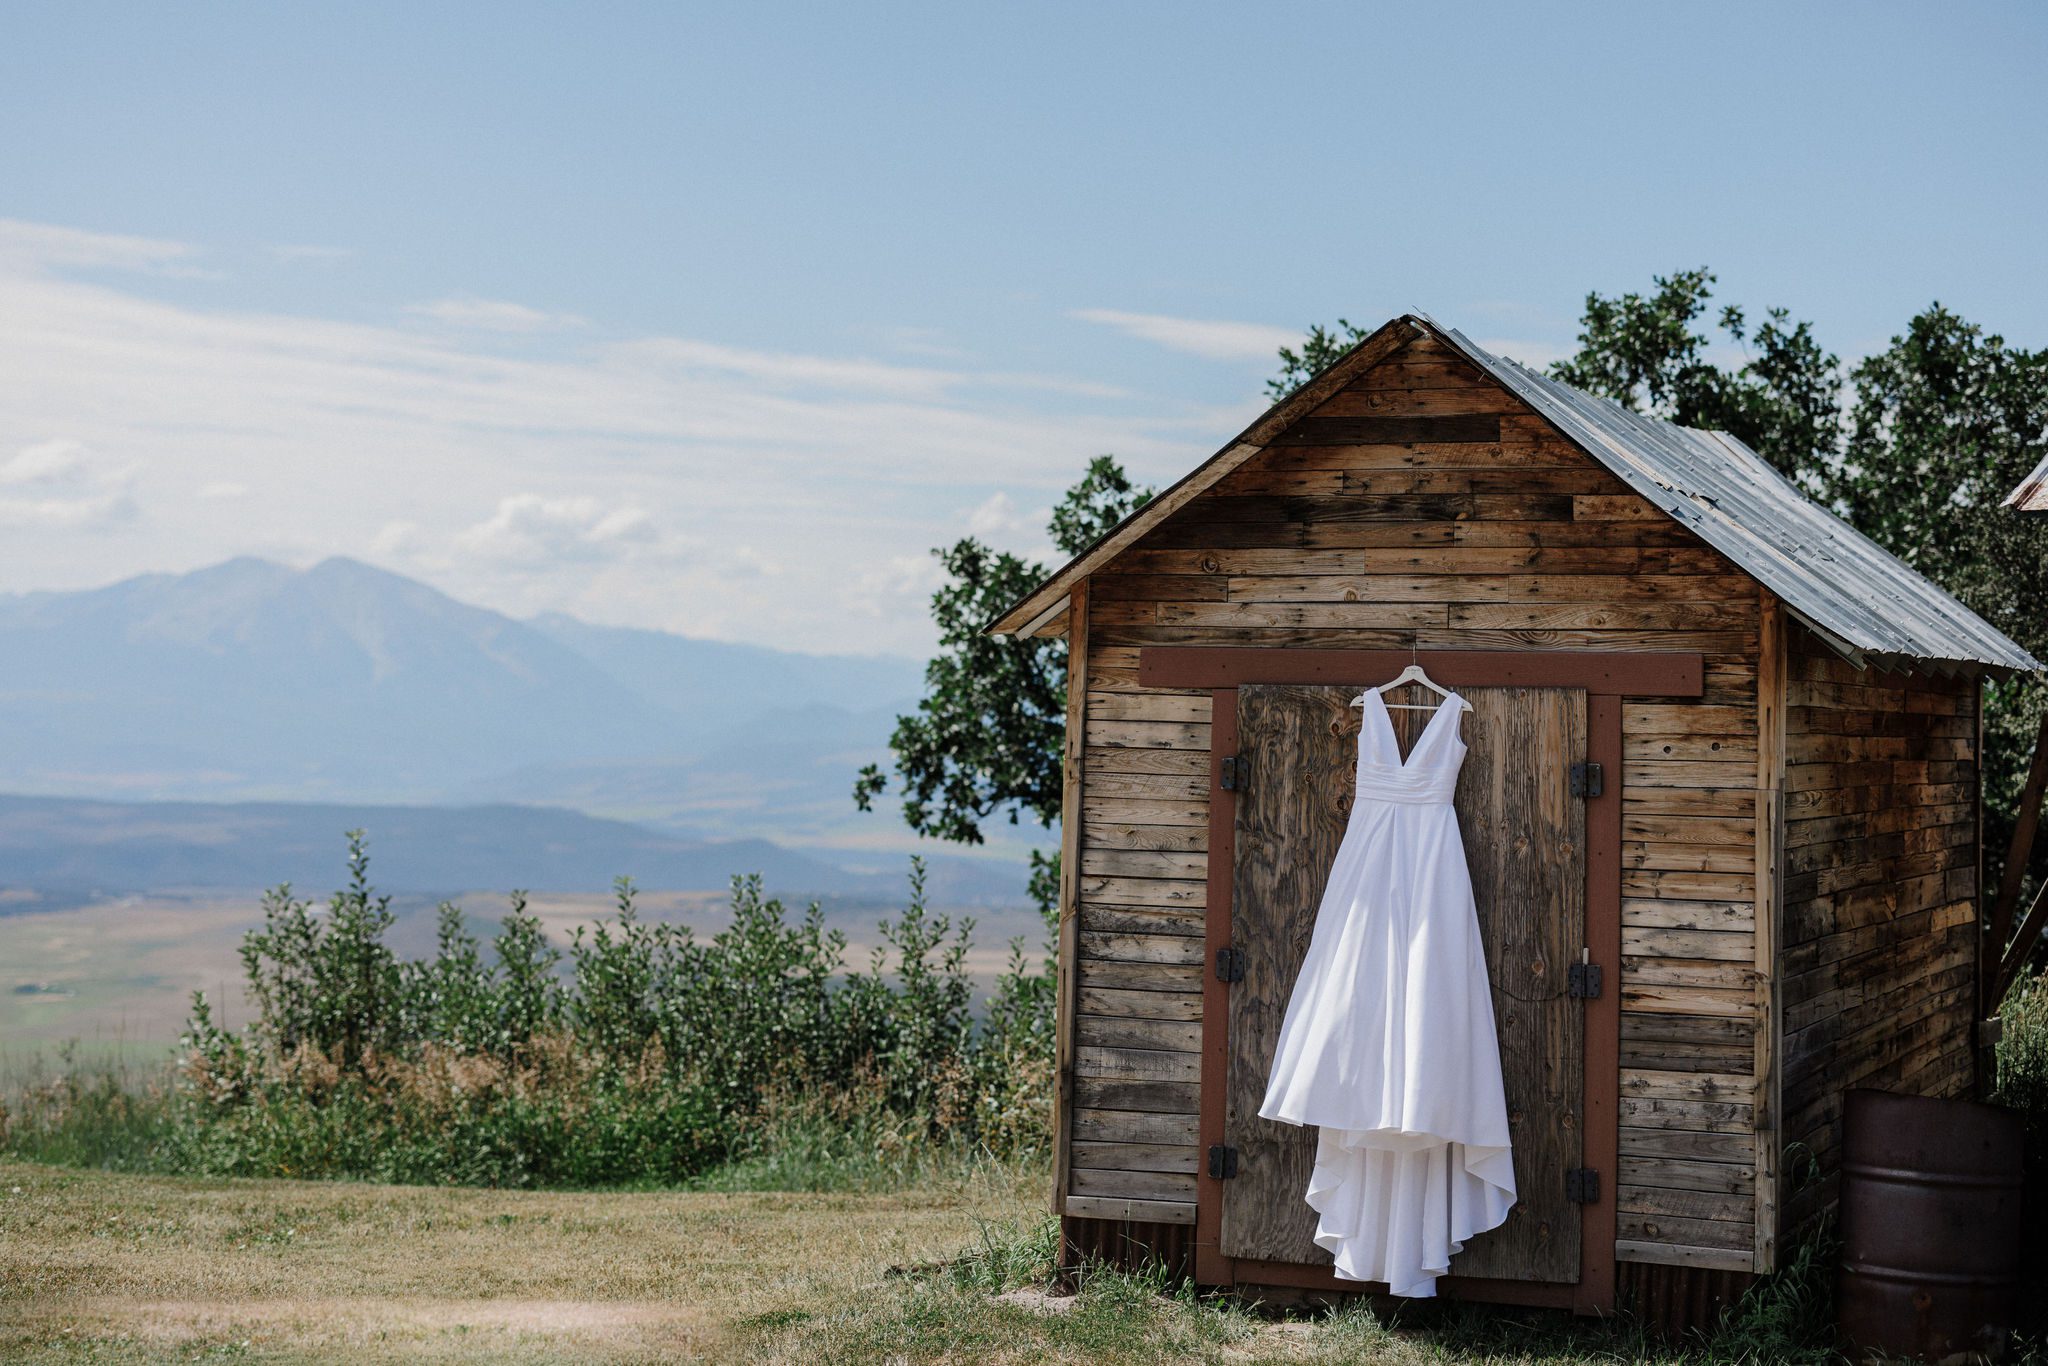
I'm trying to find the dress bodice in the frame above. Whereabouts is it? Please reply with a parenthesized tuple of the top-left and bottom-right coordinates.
(1353, 690, 1468, 806)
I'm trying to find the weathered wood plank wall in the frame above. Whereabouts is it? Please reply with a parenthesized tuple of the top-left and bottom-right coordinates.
(1776, 621, 1979, 1235)
(1061, 337, 1766, 1272)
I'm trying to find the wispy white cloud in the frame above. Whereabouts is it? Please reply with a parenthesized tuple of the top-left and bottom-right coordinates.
(0, 438, 138, 529)
(451, 493, 673, 566)
(0, 219, 1208, 652)
(0, 219, 205, 277)
(965, 490, 1039, 540)
(1073, 308, 1301, 363)
(267, 243, 355, 265)
(408, 296, 586, 333)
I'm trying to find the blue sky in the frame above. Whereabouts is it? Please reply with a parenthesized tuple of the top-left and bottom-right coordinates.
(1, 2, 2043, 653)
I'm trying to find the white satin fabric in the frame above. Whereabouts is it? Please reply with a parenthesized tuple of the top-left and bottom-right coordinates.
(1256, 690, 1516, 1297)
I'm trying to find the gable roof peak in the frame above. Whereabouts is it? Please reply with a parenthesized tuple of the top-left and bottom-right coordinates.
(986, 314, 2040, 674)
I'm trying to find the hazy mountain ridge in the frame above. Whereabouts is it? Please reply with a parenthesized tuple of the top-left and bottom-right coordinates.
(0, 557, 922, 808)
(0, 559, 1021, 900)
(0, 792, 1021, 903)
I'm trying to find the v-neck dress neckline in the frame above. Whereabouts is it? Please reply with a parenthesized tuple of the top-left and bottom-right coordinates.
(1365, 689, 1463, 770)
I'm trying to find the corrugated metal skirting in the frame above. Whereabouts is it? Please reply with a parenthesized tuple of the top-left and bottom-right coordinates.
(1617, 1261, 1755, 1340)
(1058, 1216, 1193, 1288)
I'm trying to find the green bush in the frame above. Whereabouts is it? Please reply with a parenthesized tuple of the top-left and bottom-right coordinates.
(4, 832, 1054, 1188)
(1997, 970, 2048, 1116)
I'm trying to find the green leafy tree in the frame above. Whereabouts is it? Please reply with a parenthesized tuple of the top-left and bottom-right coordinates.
(853, 457, 1154, 914)
(1549, 266, 1842, 481)
(1832, 307, 2048, 894)
(1267, 318, 1374, 401)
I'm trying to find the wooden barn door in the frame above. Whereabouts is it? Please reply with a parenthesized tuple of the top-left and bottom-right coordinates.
(1219, 684, 1588, 1284)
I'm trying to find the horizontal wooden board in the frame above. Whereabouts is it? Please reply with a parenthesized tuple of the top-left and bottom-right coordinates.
(1620, 1095, 1755, 1135)
(1617, 1155, 1756, 1195)
(1073, 1076, 1199, 1114)
(1075, 1014, 1203, 1053)
(1077, 986, 1204, 1022)
(1080, 847, 1210, 880)
(1621, 898, 1754, 930)
(1072, 1107, 1200, 1146)
(1224, 573, 1745, 604)
(1087, 691, 1210, 723)
(1078, 876, 1205, 909)
(1618, 1210, 1752, 1252)
(1083, 821, 1208, 853)
(1070, 1141, 1201, 1175)
(1618, 1126, 1756, 1164)
(1073, 1044, 1201, 1084)
(1075, 959, 1202, 994)
(1268, 414, 1502, 445)
(1622, 926, 1756, 961)
(1063, 1195, 1195, 1225)
(1617, 1185, 1753, 1224)
(1078, 905, 1203, 938)
(1085, 746, 1211, 776)
(1069, 1166, 1199, 1201)
(1614, 1240, 1755, 1272)
(1076, 931, 1206, 966)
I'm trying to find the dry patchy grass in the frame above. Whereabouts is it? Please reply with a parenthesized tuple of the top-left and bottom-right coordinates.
(0, 1157, 1041, 1362)
(2, 1158, 1870, 1365)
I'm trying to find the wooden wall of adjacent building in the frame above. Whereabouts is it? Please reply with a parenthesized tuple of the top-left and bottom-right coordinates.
(1057, 335, 1770, 1274)
(1776, 622, 1980, 1235)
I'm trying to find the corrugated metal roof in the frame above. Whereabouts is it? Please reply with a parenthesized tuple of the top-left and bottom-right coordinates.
(1425, 320, 2041, 673)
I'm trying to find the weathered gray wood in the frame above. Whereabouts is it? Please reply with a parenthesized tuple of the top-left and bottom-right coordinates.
(1075, 958, 1201, 993)
(1073, 1076, 1199, 1114)
(1063, 1195, 1196, 1225)
(1219, 683, 1586, 1286)
(1220, 685, 1360, 1267)
(1075, 1014, 1203, 1053)
(1075, 1044, 1200, 1083)
(1442, 686, 1587, 1282)
(1071, 1141, 1202, 1174)
(1077, 986, 1204, 1021)
(1072, 1107, 1200, 1145)
(1070, 1166, 1198, 1201)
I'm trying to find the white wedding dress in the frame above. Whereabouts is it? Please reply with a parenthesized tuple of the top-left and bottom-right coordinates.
(1257, 690, 1516, 1298)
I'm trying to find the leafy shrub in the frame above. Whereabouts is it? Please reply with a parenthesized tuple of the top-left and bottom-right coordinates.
(155, 832, 1052, 1187)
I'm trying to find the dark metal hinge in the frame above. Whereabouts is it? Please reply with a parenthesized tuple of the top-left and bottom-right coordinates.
(1208, 1145, 1239, 1180)
(1220, 754, 1248, 792)
(1566, 1167, 1600, 1204)
(1215, 946, 1246, 984)
(1569, 761, 1603, 798)
(1567, 962, 1604, 1000)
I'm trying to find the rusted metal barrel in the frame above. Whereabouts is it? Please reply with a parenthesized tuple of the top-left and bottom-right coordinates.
(1838, 1088, 2025, 1362)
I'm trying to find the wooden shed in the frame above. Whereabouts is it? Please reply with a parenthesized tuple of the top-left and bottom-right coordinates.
(989, 314, 2042, 1316)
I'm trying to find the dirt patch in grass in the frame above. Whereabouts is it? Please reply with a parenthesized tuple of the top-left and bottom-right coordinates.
(0, 1158, 1039, 1363)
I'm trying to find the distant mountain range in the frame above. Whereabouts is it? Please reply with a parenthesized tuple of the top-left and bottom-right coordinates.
(0, 556, 920, 806)
(0, 559, 1037, 901)
(0, 793, 1020, 905)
